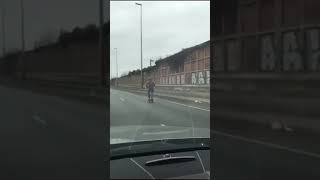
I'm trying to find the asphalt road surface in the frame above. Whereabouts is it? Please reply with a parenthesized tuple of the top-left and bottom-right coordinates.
(110, 88, 210, 129)
(213, 128, 320, 180)
(0, 85, 107, 180)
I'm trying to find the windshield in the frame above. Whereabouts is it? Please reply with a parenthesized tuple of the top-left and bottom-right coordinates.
(110, 0, 210, 149)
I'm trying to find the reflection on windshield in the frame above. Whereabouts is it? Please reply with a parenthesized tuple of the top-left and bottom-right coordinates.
(110, 125, 211, 144)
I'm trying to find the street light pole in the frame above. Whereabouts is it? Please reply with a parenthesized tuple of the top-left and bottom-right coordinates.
(99, 0, 107, 86)
(20, 0, 26, 80)
(110, 56, 112, 79)
(1, 1, 6, 57)
(114, 48, 118, 87)
(150, 59, 153, 67)
(135, 2, 143, 88)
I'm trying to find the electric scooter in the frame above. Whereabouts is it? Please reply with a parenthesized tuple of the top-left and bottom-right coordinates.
(148, 91, 154, 103)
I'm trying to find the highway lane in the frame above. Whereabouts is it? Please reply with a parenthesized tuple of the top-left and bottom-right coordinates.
(110, 88, 210, 129)
(213, 130, 320, 180)
(110, 88, 320, 180)
(0, 85, 107, 180)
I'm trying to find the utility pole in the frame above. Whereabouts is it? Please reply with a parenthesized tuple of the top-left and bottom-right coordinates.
(110, 56, 112, 79)
(135, 3, 143, 88)
(114, 48, 118, 87)
(20, 0, 26, 80)
(99, 0, 107, 86)
(150, 59, 154, 67)
(1, 1, 6, 57)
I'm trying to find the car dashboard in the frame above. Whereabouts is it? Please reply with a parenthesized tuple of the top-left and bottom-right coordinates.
(110, 149, 210, 179)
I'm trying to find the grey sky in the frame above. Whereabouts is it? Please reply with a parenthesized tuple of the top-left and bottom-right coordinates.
(0, 0, 109, 55)
(110, 1, 210, 78)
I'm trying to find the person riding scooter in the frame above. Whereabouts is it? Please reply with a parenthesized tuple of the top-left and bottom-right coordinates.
(146, 78, 155, 103)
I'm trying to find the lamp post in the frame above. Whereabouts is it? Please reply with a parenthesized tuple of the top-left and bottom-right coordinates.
(20, 0, 26, 80)
(135, 2, 143, 88)
(150, 59, 154, 67)
(114, 48, 118, 87)
(110, 55, 112, 85)
(110, 56, 112, 78)
(1, 1, 6, 57)
(99, 0, 107, 86)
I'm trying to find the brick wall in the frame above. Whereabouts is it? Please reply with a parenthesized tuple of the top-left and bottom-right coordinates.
(155, 44, 210, 86)
(117, 41, 210, 88)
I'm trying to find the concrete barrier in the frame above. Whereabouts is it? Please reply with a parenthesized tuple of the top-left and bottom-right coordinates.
(213, 89, 320, 133)
(114, 84, 210, 104)
(0, 76, 108, 105)
(211, 73, 320, 133)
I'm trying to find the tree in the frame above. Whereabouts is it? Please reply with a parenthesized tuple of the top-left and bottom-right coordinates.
(121, 71, 129, 77)
(38, 30, 56, 47)
(58, 29, 69, 48)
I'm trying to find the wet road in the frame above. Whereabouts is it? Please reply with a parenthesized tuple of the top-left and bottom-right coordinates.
(213, 130, 320, 180)
(110, 88, 210, 129)
(0, 85, 107, 180)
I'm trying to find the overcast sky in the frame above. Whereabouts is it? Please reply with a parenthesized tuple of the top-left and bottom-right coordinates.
(0, 0, 109, 54)
(110, 1, 210, 78)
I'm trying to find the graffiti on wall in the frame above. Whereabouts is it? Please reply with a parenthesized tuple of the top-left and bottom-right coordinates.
(261, 35, 276, 71)
(282, 32, 303, 71)
(191, 71, 210, 85)
(261, 32, 303, 71)
(215, 29, 320, 72)
(159, 71, 209, 85)
(307, 29, 320, 71)
(192, 73, 197, 84)
(198, 71, 205, 84)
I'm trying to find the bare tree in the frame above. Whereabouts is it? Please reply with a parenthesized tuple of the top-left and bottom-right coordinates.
(38, 30, 56, 47)
(121, 71, 129, 77)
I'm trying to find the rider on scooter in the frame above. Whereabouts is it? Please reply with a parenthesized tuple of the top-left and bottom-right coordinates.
(146, 78, 155, 102)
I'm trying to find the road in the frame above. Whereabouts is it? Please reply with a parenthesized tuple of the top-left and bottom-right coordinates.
(110, 88, 210, 129)
(0, 85, 107, 180)
(214, 120, 320, 180)
(111, 88, 320, 180)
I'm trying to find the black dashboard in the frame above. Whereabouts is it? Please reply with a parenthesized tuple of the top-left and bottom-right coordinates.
(110, 150, 210, 179)
(110, 138, 210, 179)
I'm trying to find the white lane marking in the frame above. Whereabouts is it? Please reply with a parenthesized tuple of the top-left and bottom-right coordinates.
(32, 115, 48, 127)
(129, 126, 140, 150)
(214, 131, 320, 159)
(130, 158, 155, 179)
(196, 151, 206, 173)
(119, 97, 125, 102)
(166, 100, 210, 112)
